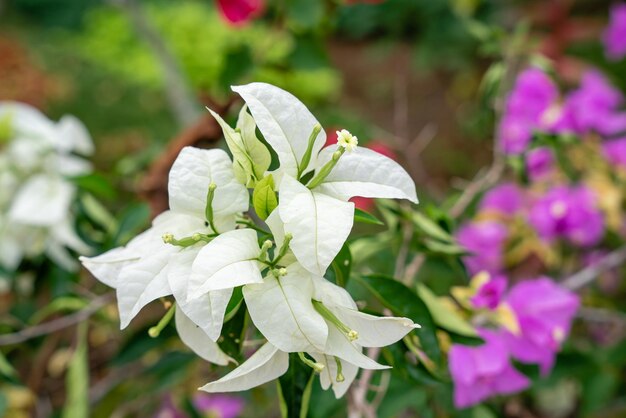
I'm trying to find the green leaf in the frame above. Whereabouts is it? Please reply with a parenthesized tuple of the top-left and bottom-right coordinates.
(278, 354, 316, 418)
(112, 203, 150, 246)
(0, 351, 17, 380)
(217, 302, 248, 363)
(412, 212, 453, 243)
(236, 105, 272, 181)
(252, 174, 278, 221)
(223, 287, 244, 323)
(62, 322, 89, 418)
(30, 297, 88, 325)
(423, 239, 467, 256)
(356, 275, 441, 364)
(208, 106, 271, 187)
(416, 284, 477, 337)
(354, 208, 384, 226)
(71, 173, 116, 200)
(325, 243, 352, 288)
(79, 193, 117, 236)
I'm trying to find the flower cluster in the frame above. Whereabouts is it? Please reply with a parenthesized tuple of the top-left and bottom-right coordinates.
(603, 3, 626, 61)
(446, 66, 626, 407)
(0, 102, 93, 274)
(449, 274, 579, 408)
(81, 83, 419, 398)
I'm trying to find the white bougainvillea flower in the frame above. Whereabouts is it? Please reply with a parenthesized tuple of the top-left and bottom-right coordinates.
(0, 102, 94, 271)
(81, 147, 249, 349)
(199, 274, 418, 398)
(232, 83, 418, 275)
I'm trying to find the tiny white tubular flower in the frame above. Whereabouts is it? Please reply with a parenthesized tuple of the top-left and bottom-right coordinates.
(336, 129, 358, 152)
(232, 82, 418, 276)
(0, 102, 94, 272)
(81, 147, 248, 363)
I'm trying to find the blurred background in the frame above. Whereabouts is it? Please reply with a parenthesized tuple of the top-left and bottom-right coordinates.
(1, 0, 625, 417)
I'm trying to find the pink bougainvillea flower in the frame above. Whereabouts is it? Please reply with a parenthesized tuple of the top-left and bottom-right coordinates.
(456, 221, 508, 275)
(498, 68, 560, 155)
(478, 182, 524, 216)
(603, 4, 626, 61)
(217, 0, 264, 26)
(471, 275, 507, 310)
(528, 185, 605, 247)
(449, 329, 530, 408)
(193, 393, 245, 418)
(602, 137, 626, 169)
(556, 70, 626, 137)
(503, 278, 579, 375)
(526, 147, 555, 181)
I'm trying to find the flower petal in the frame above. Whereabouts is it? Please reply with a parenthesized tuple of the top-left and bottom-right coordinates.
(332, 307, 418, 348)
(8, 175, 74, 226)
(175, 307, 233, 365)
(323, 322, 389, 370)
(232, 83, 326, 178)
(200, 343, 289, 393)
(168, 147, 248, 232)
(168, 246, 232, 341)
(189, 229, 263, 295)
(243, 264, 328, 352)
(310, 353, 359, 399)
(314, 147, 418, 203)
(279, 175, 354, 275)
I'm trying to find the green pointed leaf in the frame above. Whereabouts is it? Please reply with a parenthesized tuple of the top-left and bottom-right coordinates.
(356, 275, 441, 364)
(416, 284, 477, 337)
(423, 239, 467, 255)
(208, 106, 271, 187)
(325, 243, 352, 288)
(278, 354, 315, 418)
(62, 322, 89, 418)
(223, 287, 244, 323)
(236, 105, 272, 180)
(412, 212, 453, 243)
(253, 174, 278, 220)
(354, 208, 384, 226)
(217, 301, 248, 363)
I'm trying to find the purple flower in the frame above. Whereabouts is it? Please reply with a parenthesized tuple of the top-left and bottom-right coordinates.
(471, 275, 507, 310)
(526, 147, 555, 181)
(504, 278, 579, 375)
(528, 185, 605, 247)
(193, 393, 244, 418)
(498, 69, 559, 155)
(457, 221, 508, 275)
(602, 137, 626, 169)
(603, 4, 626, 61)
(479, 183, 524, 215)
(556, 71, 626, 136)
(449, 329, 530, 408)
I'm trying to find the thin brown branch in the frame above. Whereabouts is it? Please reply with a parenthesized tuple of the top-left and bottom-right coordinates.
(0, 293, 114, 346)
(562, 245, 626, 291)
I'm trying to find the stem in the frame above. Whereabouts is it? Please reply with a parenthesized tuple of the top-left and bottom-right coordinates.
(148, 303, 176, 337)
(306, 148, 344, 189)
(205, 183, 219, 234)
(297, 123, 322, 180)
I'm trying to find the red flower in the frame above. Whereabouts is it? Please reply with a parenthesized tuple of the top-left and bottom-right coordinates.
(217, 0, 264, 26)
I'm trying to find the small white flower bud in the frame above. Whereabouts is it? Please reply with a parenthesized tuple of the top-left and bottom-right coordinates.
(336, 129, 358, 152)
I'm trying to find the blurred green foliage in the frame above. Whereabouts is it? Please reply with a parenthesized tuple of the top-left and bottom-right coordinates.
(72, 1, 340, 103)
